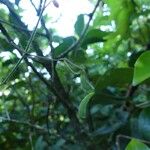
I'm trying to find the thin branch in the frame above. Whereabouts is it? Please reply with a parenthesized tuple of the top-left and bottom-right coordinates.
(0, 19, 47, 37)
(30, 0, 54, 51)
(0, 22, 55, 96)
(125, 85, 138, 98)
(1, 0, 83, 139)
(0, 116, 48, 132)
(46, 99, 51, 136)
(57, 0, 101, 59)
(29, 133, 34, 150)
(29, 2, 82, 135)
(30, 0, 55, 81)
(1, 0, 47, 85)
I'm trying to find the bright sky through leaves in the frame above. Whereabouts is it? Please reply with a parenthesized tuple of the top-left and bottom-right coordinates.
(11, 0, 93, 37)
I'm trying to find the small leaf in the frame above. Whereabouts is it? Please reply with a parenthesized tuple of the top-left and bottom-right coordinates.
(125, 139, 150, 150)
(78, 92, 94, 119)
(53, 36, 76, 58)
(132, 51, 150, 86)
(74, 14, 85, 37)
(138, 108, 150, 140)
(81, 29, 108, 47)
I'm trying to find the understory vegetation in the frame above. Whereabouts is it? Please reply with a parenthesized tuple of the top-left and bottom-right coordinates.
(0, 0, 150, 149)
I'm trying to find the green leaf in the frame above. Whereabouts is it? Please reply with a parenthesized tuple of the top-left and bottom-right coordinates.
(132, 51, 150, 86)
(53, 36, 76, 58)
(35, 136, 46, 150)
(93, 108, 129, 136)
(81, 29, 108, 47)
(128, 51, 145, 67)
(107, 0, 133, 38)
(125, 139, 150, 150)
(92, 90, 123, 105)
(95, 68, 133, 91)
(74, 14, 85, 37)
(93, 122, 122, 136)
(70, 48, 87, 64)
(78, 92, 94, 119)
(80, 71, 94, 93)
(138, 108, 150, 140)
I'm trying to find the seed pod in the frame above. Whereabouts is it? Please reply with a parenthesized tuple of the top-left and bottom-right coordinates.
(53, 0, 59, 8)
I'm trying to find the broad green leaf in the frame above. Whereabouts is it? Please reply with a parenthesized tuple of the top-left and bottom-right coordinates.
(35, 136, 46, 150)
(81, 29, 108, 47)
(126, 139, 150, 150)
(92, 91, 123, 105)
(95, 68, 133, 91)
(132, 51, 150, 86)
(53, 36, 76, 58)
(74, 14, 85, 37)
(93, 108, 129, 136)
(52, 35, 63, 43)
(128, 51, 145, 67)
(107, 0, 133, 37)
(93, 122, 122, 136)
(70, 48, 87, 64)
(138, 108, 150, 140)
(93, 13, 111, 28)
(116, 8, 130, 37)
(78, 92, 94, 119)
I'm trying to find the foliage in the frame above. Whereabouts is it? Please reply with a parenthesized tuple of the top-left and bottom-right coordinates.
(0, 0, 150, 149)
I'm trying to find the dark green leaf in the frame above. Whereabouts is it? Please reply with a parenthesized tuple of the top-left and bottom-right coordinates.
(95, 68, 133, 91)
(70, 48, 87, 64)
(74, 14, 85, 37)
(53, 36, 76, 58)
(138, 108, 150, 140)
(81, 29, 108, 47)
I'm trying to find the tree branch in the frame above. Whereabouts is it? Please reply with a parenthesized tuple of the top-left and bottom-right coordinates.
(57, 0, 101, 59)
(0, 18, 47, 37)
(0, 116, 48, 132)
(1, 0, 47, 84)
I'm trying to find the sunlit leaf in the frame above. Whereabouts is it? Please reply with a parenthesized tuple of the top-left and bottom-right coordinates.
(125, 139, 150, 150)
(132, 51, 150, 86)
(78, 92, 94, 119)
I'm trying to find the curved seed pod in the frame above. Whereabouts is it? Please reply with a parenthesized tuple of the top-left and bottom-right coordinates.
(53, 0, 59, 8)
